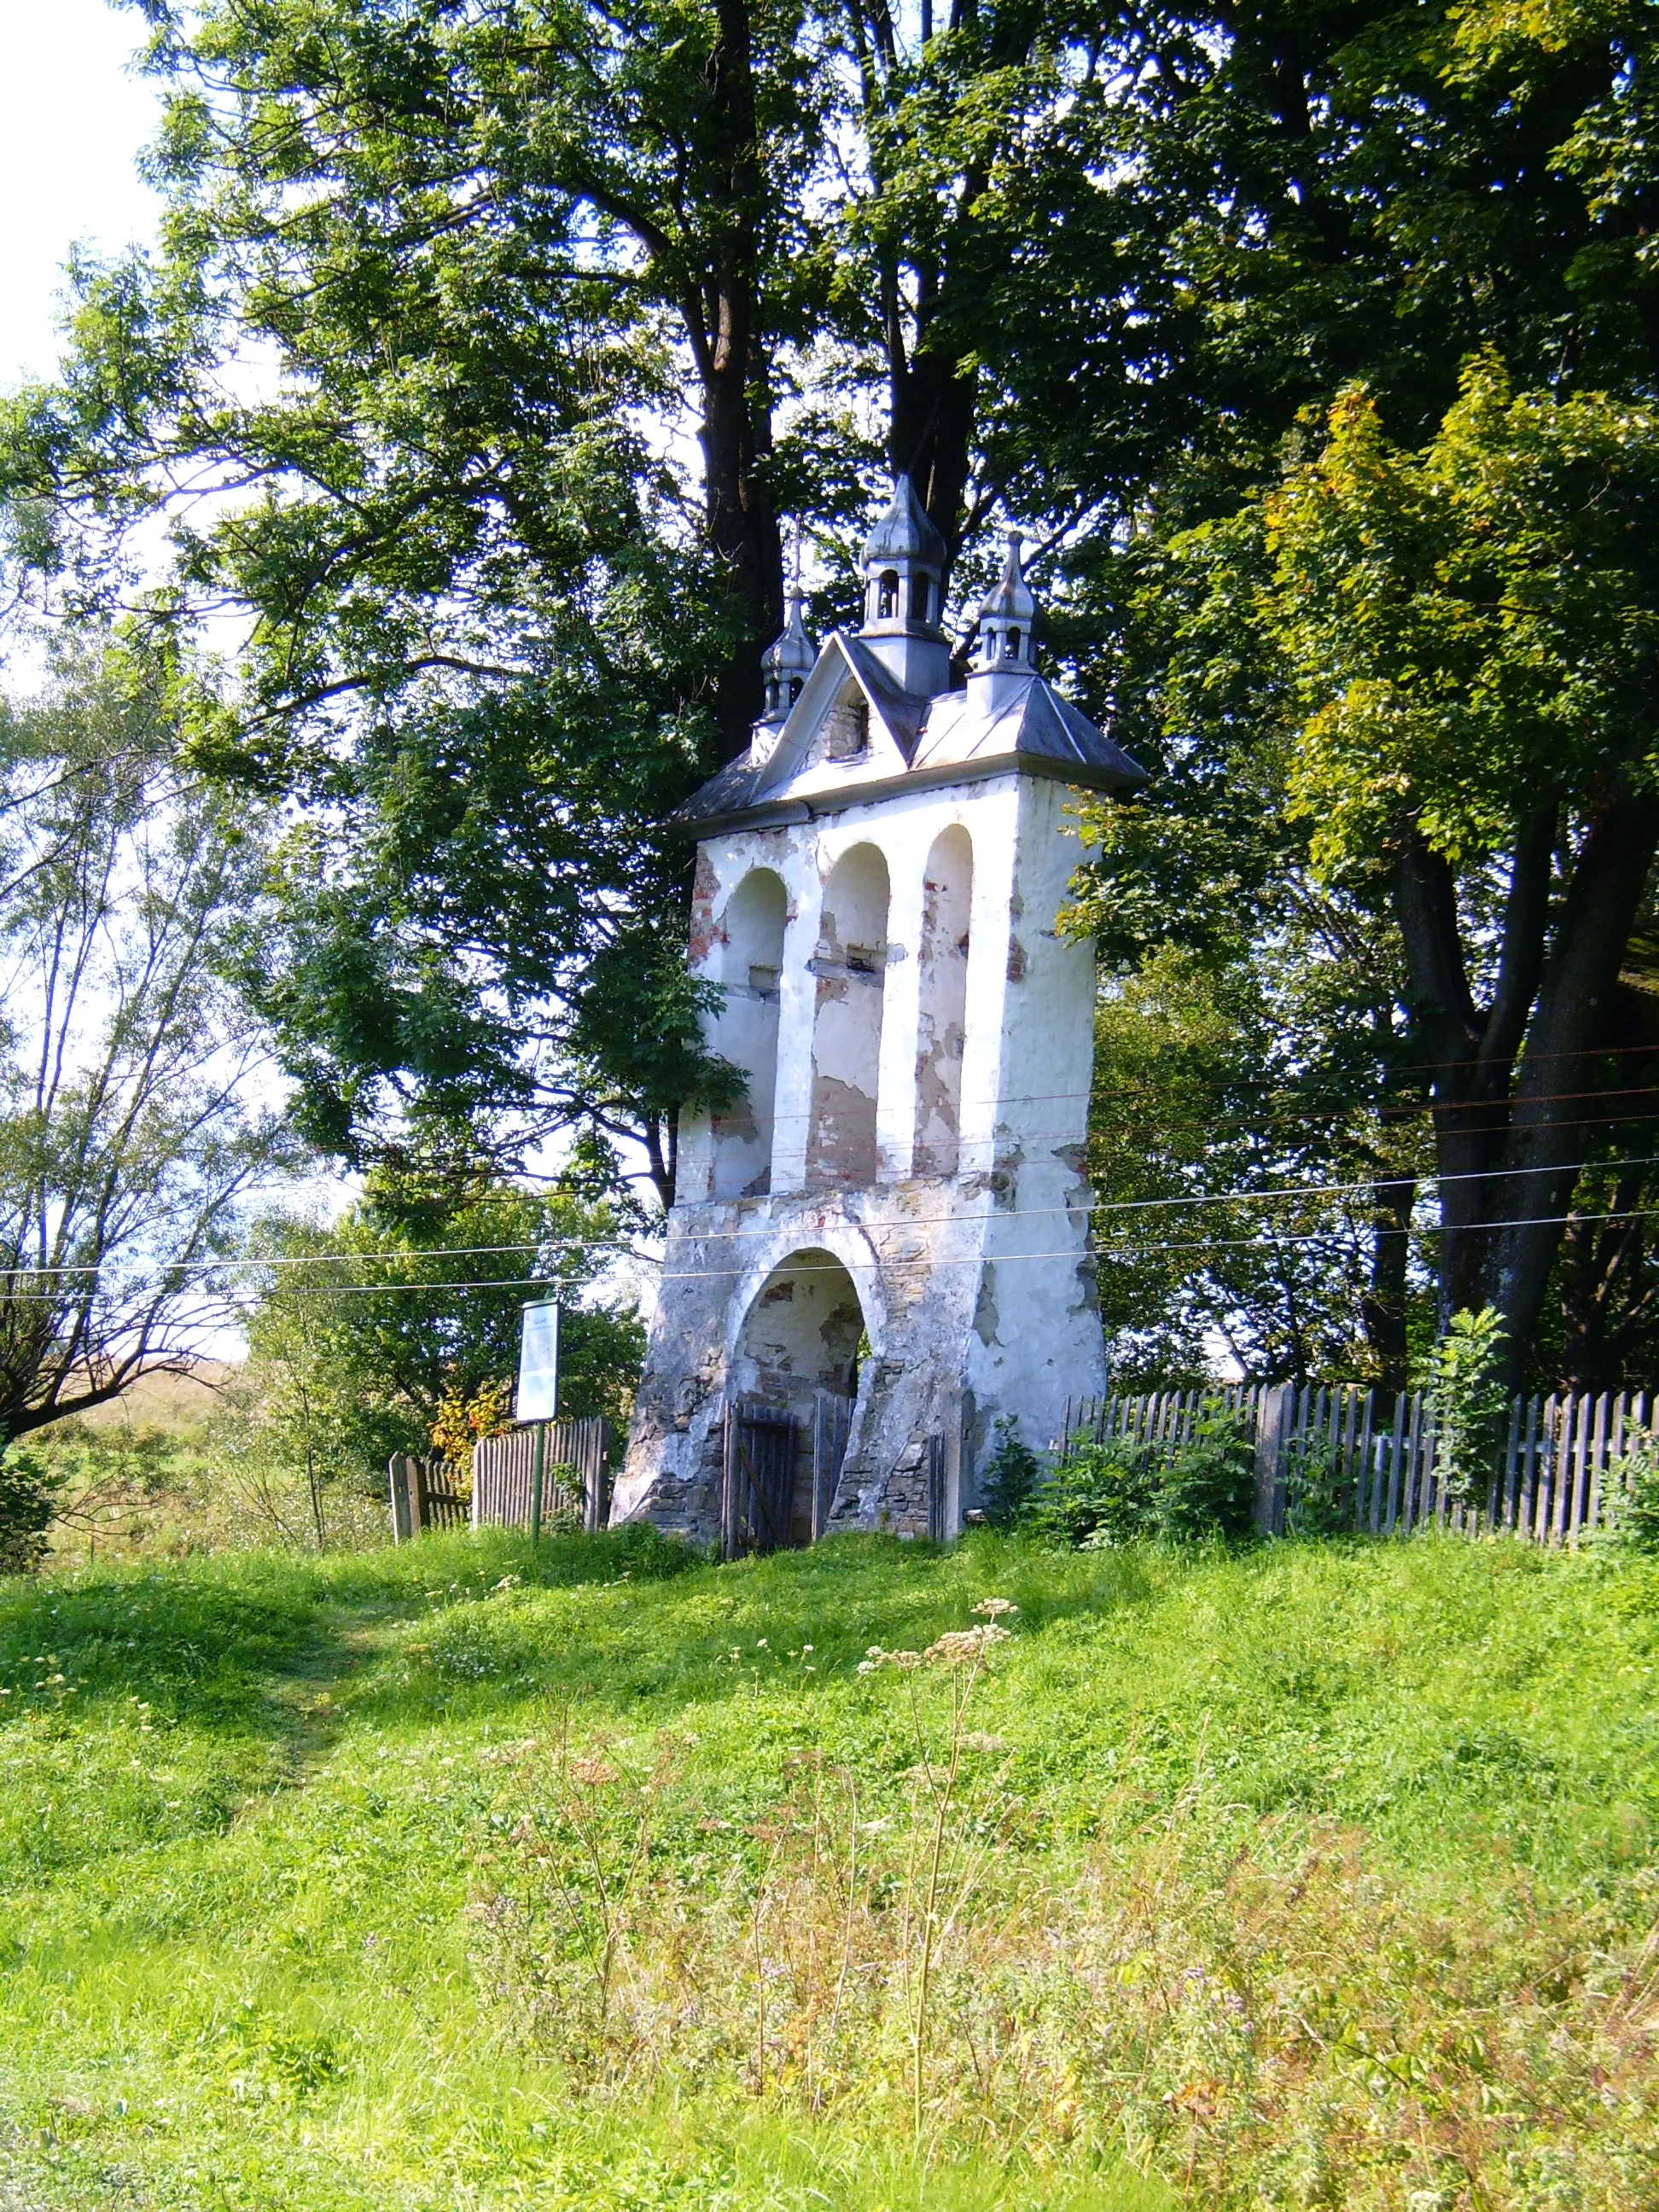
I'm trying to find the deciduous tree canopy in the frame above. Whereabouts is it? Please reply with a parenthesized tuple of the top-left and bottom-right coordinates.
(6, 0, 1659, 1381)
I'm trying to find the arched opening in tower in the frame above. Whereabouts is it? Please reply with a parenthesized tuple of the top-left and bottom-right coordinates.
(806, 842, 889, 1187)
(914, 824, 972, 1176)
(710, 865, 787, 1199)
(735, 1248, 866, 1545)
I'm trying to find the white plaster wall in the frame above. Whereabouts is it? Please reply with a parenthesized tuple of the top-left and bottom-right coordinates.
(708, 866, 787, 1198)
(963, 773, 1104, 1460)
(620, 765, 1107, 1539)
(913, 825, 973, 1176)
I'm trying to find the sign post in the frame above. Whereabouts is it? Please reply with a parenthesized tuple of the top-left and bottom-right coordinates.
(529, 1420, 545, 1547)
(517, 1296, 561, 1546)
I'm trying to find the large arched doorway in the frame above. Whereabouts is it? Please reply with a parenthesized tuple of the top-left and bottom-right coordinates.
(728, 1249, 865, 1548)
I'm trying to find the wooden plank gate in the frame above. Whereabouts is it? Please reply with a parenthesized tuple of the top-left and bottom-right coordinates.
(471, 1418, 613, 1534)
(723, 1399, 795, 1558)
(387, 1452, 469, 1541)
(1059, 1382, 1658, 1546)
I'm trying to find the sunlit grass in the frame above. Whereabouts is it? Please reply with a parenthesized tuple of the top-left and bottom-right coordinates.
(2, 1528, 1657, 2206)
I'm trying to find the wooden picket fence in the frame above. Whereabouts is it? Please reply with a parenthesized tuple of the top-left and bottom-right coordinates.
(471, 1417, 613, 1534)
(1060, 1382, 1657, 1545)
(387, 1452, 469, 1541)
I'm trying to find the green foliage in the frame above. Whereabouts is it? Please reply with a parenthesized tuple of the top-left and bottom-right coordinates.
(0, 1446, 63, 1575)
(0, 0, 830, 1192)
(1284, 1447, 1355, 1542)
(1028, 1406, 1256, 1547)
(1597, 1440, 1659, 1554)
(1075, 945, 1421, 1386)
(1270, 365, 1659, 878)
(977, 1417, 1043, 1529)
(1023, 1436, 1155, 1548)
(9, 0, 1659, 1346)
(1155, 1407, 1259, 1541)
(1419, 1306, 1511, 1505)
(236, 1174, 645, 1491)
(0, 643, 296, 1449)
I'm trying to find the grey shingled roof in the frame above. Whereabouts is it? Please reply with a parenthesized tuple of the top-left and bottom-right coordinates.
(672, 647, 1145, 831)
(911, 674, 1146, 791)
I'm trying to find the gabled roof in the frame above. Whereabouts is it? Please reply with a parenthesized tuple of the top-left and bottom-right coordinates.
(674, 632, 925, 829)
(911, 674, 1146, 789)
(672, 637, 1146, 834)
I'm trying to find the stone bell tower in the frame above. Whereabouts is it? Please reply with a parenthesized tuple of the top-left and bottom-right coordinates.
(610, 477, 1146, 1546)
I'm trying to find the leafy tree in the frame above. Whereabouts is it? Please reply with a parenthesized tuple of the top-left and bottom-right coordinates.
(239, 1173, 645, 1490)
(9, 0, 1659, 1376)
(0, 0, 838, 1194)
(1265, 364, 1659, 1382)
(1056, 0, 1659, 1385)
(1067, 509, 1429, 1387)
(0, 642, 294, 1452)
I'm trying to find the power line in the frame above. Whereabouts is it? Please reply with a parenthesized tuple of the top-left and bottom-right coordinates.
(3, 1148, 1658, 1286)
(748, 1077, 1659, 1126)
(0, 1198, 1650, 1305)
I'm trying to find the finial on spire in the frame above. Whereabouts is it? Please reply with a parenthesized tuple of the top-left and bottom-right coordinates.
(759, 527, 816, 729)
(973, 530, 1038, 678)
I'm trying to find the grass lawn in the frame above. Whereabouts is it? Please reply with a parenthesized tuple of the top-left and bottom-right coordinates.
(1, 1527, 1656, 2209)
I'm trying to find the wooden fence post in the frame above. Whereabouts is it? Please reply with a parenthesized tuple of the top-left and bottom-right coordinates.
(1253, 1383, 1294, 1537)
(721, 1399, 737, 1562)
(388, 1454, 411, 1543)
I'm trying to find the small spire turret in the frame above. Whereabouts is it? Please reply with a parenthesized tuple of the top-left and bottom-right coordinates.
(973, 533, 1037, 675)
(858, 474, 950, 696)
(760, 578, 815, 729)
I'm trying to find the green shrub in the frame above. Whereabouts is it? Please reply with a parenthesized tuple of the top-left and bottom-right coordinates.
(978, 1417, 1043, 1529)
(1026, 1405, 1255, 1548)
(1417, 1304, 1510, 1505)
(1285, 1447, 1353, 1539)
(1155, 1406, 1256, 1540)
(0, 1445, 64, 1575)
(1596, 1440, 1659, 1552)
(1023, 1435, 1154, 1546)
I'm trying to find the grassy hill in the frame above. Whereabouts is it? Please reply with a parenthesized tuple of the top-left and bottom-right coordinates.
(2, 1528, 1656, 2209)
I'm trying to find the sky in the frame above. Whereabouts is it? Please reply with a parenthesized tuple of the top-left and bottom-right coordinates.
(0, 0, 163, 393)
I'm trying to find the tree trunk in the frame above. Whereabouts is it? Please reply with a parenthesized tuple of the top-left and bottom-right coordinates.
(687, 0, 783, 757)
(1361, 1176, 1413, 1392)
(1392, 787, 1659, 1388)
(1484, 789, 1659, 1381)
(888, 333, 978, 570)
(699, 323, 782, 751)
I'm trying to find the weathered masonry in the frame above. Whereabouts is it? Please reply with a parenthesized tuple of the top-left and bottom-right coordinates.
(612, 478, 1146, 1546)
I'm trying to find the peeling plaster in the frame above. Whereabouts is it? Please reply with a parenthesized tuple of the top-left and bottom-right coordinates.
(973, 1267, 1001, 1348)
(617, 770, 1109, 1545)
